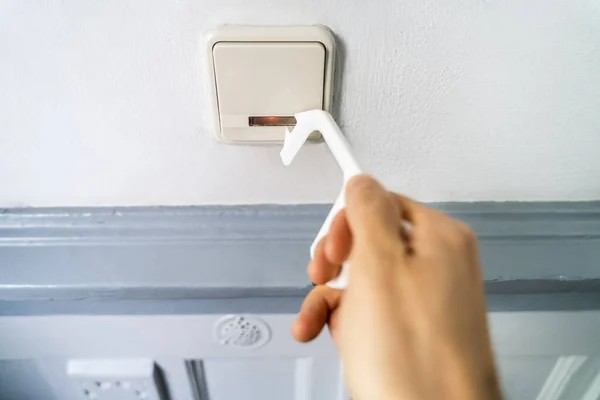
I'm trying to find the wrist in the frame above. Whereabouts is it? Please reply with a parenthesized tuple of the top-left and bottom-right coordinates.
(441, 346, 502, 400)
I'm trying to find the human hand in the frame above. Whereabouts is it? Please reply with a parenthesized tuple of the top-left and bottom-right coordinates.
(292, 175, 501, 400)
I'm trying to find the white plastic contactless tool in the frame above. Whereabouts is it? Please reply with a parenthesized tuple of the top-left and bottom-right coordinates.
(281, 110, 363, 289)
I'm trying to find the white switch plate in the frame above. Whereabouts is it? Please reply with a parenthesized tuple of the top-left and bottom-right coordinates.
(205, 25, 336, 143)
(67, 359, 167, 400)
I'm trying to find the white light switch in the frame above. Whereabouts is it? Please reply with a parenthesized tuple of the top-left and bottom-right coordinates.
(205, 26, 336, 143)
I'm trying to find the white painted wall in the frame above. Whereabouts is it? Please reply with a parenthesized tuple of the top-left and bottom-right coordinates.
(1, 0, 599, 206)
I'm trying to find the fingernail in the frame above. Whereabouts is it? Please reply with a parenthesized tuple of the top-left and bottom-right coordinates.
(346, 175, 376, 193)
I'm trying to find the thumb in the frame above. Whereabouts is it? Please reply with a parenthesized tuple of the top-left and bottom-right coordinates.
(344, 175, 401, 248)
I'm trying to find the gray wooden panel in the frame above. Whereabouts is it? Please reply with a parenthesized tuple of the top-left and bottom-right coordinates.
(0, 203, 599, 304)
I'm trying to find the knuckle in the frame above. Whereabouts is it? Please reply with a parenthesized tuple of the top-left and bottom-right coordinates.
(378, 239, 404, 261)
(356, 236, 403, 267)
(357, 190, 389, 213)
(453, 222, 477, 250)
(440, 220, 477, 251)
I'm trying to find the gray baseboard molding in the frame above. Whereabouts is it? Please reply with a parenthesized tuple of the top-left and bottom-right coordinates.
(1, 202, 599, 311)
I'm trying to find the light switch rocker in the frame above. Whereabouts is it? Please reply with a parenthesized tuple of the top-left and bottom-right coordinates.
(281, 110, 363, 289)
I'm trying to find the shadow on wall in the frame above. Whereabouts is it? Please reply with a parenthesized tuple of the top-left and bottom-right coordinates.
(0, 360, 56, 400)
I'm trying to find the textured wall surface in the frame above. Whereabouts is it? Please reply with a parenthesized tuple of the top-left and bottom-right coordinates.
(1, 0, 599, 206)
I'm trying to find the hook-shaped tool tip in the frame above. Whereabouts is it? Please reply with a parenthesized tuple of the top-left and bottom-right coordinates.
(280, 127, 297, 166)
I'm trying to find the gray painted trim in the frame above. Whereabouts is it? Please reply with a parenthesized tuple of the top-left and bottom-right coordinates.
(2, 291, 600, 315)
(1, 203, 600, 307)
